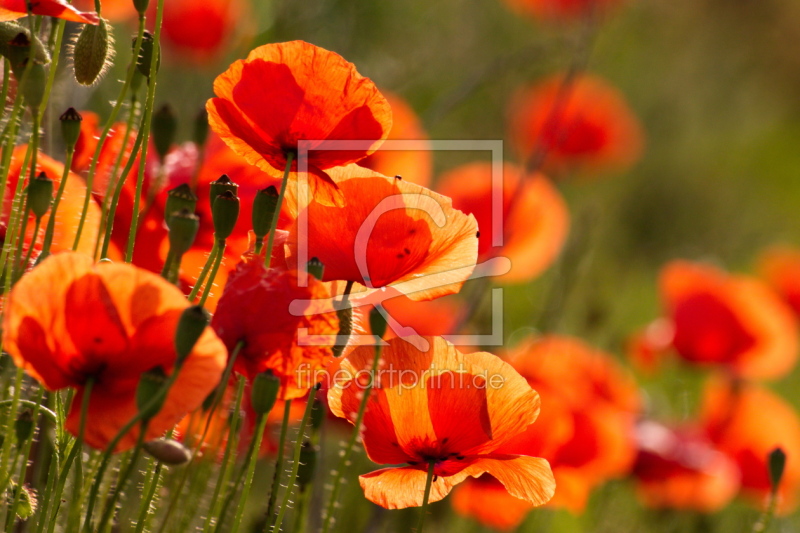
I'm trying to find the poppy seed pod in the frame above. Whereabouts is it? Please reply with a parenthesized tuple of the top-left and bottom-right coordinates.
(209, 174, 238, 210)
(152, 104, 177, 162)
(135, 31, 160, 79)
(252, 186, 279, 240)
(296, 440, 317, 490)
(175, 305, 210, 365)
(7, 32, 31, 78)
(250, 371, 280, 415)
(20, 60, 46, 110)
(212, 190, 240, 241)
(143, 438, 192, 465)
(14, 410, 34, 444)
(167, 209, 199, 258)
(136, 366, 169, 421)
(769, 447, 787, 492)
(193, 109, 209, 148)
(0, 23, 49, 67)
(72, 19, 112, 86)
(60, 108, 83, 152)
(307, 257, 324, 281)
(27, 172, 53, 220)
(165, 184, 198, 227)
(369, 305, 388, 340)
(133, 0, 150, 15)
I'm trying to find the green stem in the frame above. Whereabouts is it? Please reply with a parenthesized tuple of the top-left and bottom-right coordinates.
(36, 19, 66, 123)
(198, 239, 226, 307)
(62, 379, 95, 532)
(265, 400, 293, 520)
(228, 412, 270, 533)
(270, 387, 319, 532)
(40, 148, 74, 258)
(18, 215, 40, 274)
(321, 344, 383, 533)
(188, 242, 219, 301)
(416, 461, 436, 533)
(95, 425, 147, 532)
(0, 367, 24, 493)
(132, 458, 164, 533)
(264, 152, 294, 265)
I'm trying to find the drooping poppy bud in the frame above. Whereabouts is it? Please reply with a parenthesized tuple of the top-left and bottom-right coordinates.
(143, 438, 192, 465)
(72, 19, 112, 86)
(164, 183, 198, 226)
(296, 440, 317, 490)
(135, 31, 160, 79)
(252, 186, 279, 240)
(133, 0, 150, 16)
(175, 305, 210, 365)
(7, 32, 31, 77)
(307, 257, 324, 281)
(209, 174, 238, 210)
(152, 104, 177, 162)
(167, 209, 199, 258)
(332, 306, 353, 358)
(250, 371, 280, 415)
(60, 107, 83, 152)
(193, 108, 209, 148)
(27, 172, 53, 220)
(20, 60, 46, 110)
(369, 305, 388, 340)
(310, 397, 325, 430)
(136, 366, 169, 420)
(769, 447, 787, 494)
(0, 23, 49, 67)
(212, 190, 240, 241)
(14, 409, 34, 444)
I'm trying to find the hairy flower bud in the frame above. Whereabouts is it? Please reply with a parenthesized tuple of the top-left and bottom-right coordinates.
(72, 19, 112, 86)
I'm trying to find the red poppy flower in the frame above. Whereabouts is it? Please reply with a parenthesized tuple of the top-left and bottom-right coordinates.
(160, 0, 244, 62)
(206, 40, 393, 206)
(2, 252, 227, 451)
(436, 162, 569, 283)
(0, 0, 98, 23)
(759, 246, 800, 316)
(508, 74, 643, 177)
(211, 258, 339, 400)
(357, 91, 433, 187)
(500, 0, 620, 21)
(328, 336, 555, 509)
(285, 165, 479, 302)
(702, 378, 800, 513)
(659, 261, 798, 379)
(632, 421, 740, 512)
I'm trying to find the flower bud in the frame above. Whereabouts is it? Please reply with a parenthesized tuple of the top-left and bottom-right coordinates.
(193, 108, 209, 148)
(296, 440, 317, 490)
(175, 305, 209, 365)
(136, 366, 169, 420)
(252, 186, 279, 240)
(72, 19, 112, 86)
(167, 209, 199, 258)
(131, 69, 145, 92)
(133, 0, 150, 15)
(332, 306, 352, 357)
(14, 409, 34, 444)
(212, 190, 240, 241)
(20, 60, 46, 110)
(0, 22, 50, 66)
(209, 175, 238, 210)
(164, 184, 198, 226)
(7, 32, 31, 77)
(143, 438, 191, 465)
(369, 305, 388, 340)
(310, 397, 325, 431)
(10, 482, 36, 520)
(152, 104, 177, 162)
(307, 257, 324, 281)
(135, 31, 160, 80)
(60, 108, 83, 152)
(27, 172, 53, 220)
(769, 447, 786, 493)
(250, 371, 280, 415)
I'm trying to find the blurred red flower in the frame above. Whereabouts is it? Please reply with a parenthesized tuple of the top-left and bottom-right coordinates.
(500, 0, 620, 22)
(759, 246, 800, 316)
(0, 0, 98, 23)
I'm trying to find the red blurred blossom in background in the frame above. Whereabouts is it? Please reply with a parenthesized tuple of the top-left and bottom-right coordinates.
(452, 336, 640, 528)
(632, 261, 798, 380)
(499, 0, 621, 22)
(508, 73, 643, 178)
(436, 161, 569, 283)
(0, 0, 98, 23)
(759, 246, 800, 316)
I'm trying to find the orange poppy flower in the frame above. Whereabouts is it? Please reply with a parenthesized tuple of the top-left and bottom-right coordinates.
(759, 246, 800, 316)
(508, 74, 643, 177)
(659, 261, 798, 380)
(285, 165, 478, 302)
(436, 162, 569, 283)
(2, 252, 227, 452)
(701, 378, 800, 513)
(211, 258, 338, 400)
(626, 318, 674, 375)
(451, 474, 533, 531)
(328, 336, 555, 509)
(159, 0, 245, 62)
(0, 0, 98, 23)
(500, 0, 620, 21)
(632, 421, 740, 512)
(206, 40, 393, 206)
(357, 91, 433, 187)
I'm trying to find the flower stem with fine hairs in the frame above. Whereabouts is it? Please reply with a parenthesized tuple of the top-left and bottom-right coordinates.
(188, 242, 219, 301)
(227, 411, 270, 533)
(40, 147, 74, 258)
(199, 239, 227, 307)
(63, 379, 95, 531)
(265, 400, 293, 520)
(321, 343, 384, 533)
(4, 386, 44, 531)
(264, 151, 294, 265)
(95, 424, 148, 533)
(270, 385, 320, 532)
(416, 461, 437, 533)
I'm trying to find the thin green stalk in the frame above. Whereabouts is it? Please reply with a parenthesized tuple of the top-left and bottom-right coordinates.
(188, 242, 219, 301)
(33, 435, 59, 533)
(416, 461, 436, 533)
(270, 387, 319, 532)
(40, 148, 74, 257)
(125, 0, 167, 263)
(0, 60, 10, 123)
(321, 344, 384, 533)
(198, 240, 226, 307)
(73, 16, 146, 250)
(228, 412, 270, 533)
(95, 427, 147, 532)
(132, 458, 163, 533)
(0, 368, 24, 493)
(60, 379, 95, 533)
(264, 152, 294, 265)
(265, 400, 293, 520)
(36, 19, 66, 122)
(18, 215, 40, 275)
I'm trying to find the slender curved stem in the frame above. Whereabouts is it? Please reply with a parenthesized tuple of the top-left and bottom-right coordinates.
(264, 152, 294, 265)
(198, 240, 226, 307)
(188, 242, 219, 301)
(228, 412, 269, 533)
(40, 148, 74, 257)
(265, 400, 293, 520)
(416, 461, 436, 533)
